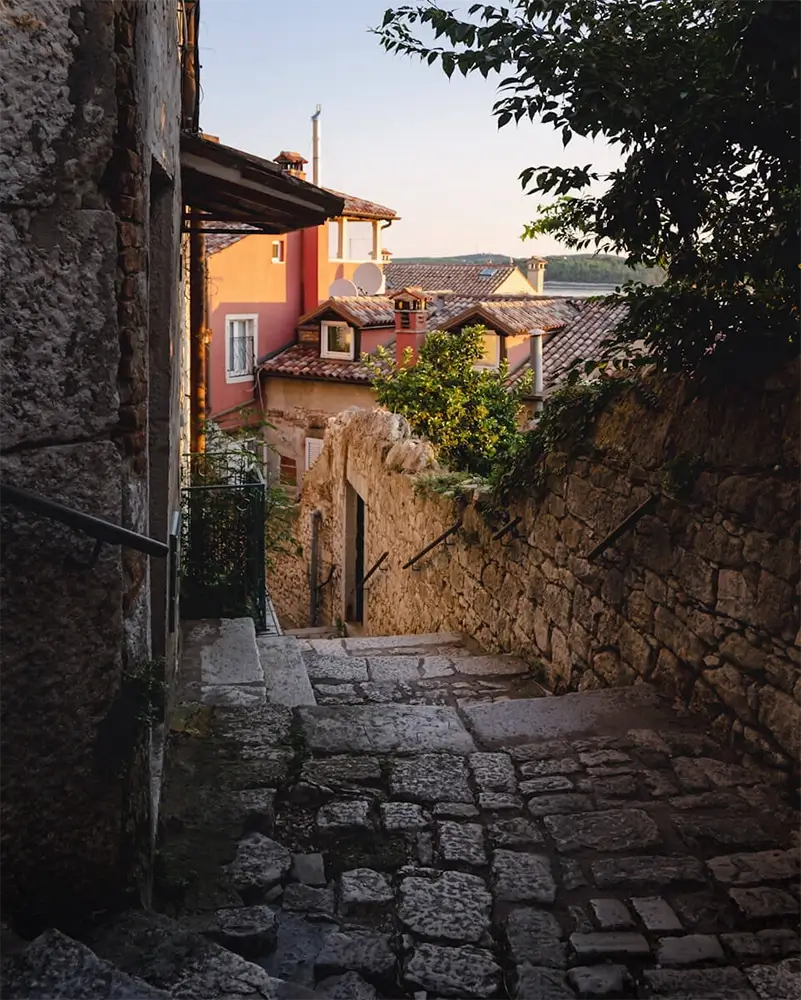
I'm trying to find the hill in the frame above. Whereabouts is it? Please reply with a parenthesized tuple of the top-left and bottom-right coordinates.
(391, 253, 665, 286)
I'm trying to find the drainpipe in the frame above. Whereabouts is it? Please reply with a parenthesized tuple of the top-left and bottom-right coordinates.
(189, 210, 208, 453)
(309, 509, 322, 626)
(311, 105, 321, 187)
(530, 328, 544, 414)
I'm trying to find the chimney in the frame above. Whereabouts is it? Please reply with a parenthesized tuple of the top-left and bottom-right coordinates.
(530, 328, 545, 412)
(311, 105, 321, 186)
(394, 288, 428, 366)
(527, 256, 546, 295)
(275, 151, 307, 180)
(381, 248, 392, 263)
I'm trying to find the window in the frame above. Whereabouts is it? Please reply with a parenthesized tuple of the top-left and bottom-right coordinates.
(279, 455, 297, 486)
(475, 332, 500, 368)
(328, 220, 341, 260)
(305, 437, 324, 471)
(320, 321, 354, 360)
(225, 314, 258, 382)
(271, 240, 284, 263)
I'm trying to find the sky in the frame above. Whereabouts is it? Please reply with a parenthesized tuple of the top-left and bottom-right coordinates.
(198, 0, 622, 259)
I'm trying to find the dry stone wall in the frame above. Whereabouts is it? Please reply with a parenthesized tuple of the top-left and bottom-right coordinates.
(270, 366, 800, 773)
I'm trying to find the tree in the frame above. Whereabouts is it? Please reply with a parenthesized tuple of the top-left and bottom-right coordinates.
(364, 326, 531, 475)
(375, 1, 799, 379)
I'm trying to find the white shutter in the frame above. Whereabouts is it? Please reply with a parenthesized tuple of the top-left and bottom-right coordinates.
(305, 437, 324, 470)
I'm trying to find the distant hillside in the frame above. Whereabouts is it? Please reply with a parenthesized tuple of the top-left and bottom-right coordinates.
(391, 253, 665, 286)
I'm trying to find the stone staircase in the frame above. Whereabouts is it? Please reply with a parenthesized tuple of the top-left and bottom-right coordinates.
(3, 618, 799, 999)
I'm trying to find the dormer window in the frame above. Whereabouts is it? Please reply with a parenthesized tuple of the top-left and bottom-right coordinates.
(321, 321, 354, 360)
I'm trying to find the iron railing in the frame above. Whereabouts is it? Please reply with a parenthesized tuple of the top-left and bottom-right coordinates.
(180, 452, 267, 630)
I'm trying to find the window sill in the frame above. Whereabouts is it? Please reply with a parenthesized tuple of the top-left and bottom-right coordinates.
(320, 353, 355, 362)
(226, 372, 254, 384)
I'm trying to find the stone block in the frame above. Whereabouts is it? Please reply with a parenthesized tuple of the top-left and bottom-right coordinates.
(505, 908, 566, 968)
(702, 664, 753, 721)
(468, 752, 517, 792)
(758, 685, 800, 757)
(515, 965, 574, 999)
(381, 802, 428, 832)
(729, 887, 799, 919)
(404, 943, 501, 998)
(316, 800, 372, 833)
(283, 883, 336, 919)
(693, 523, 743, 568)
(527, 794, 593, 817)
(567, 964, 630, 998)
(569, 931, 650, 960)
(707, 849, 800, 887)
(716, 569, 757, 625)
(654, 606, 707, 665)
(745, 959, 801, 1000)
(676, 548, 717, 604)
(390, 753, 472, 804)
(519, 758, 582, 777)
(589, 899, 634, 930)
(399, 870, 491, 943)
(487, 816, 545, 848)
(657, 934, 725, 966)
(291, 853, 327, 886)
(631, 896, 683, 932)
(720, 930, 800, 963)
(437, 821, 487, 867)
(223, 834, 291, 896)
(591, 855, 706, 890)
(299, 705, 475, 754)
(544, 808, 661, 854)
(315, 931, 396, 982)
(339, 868, 394, 916)
(644, 966, 757, 998)
(491, 850, 556, 903)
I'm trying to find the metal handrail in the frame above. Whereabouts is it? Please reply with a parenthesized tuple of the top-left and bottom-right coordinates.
(0, 483, 169, 558)
(491, 516, 522, 541)
(586, 493, 659, 562)
(357, 551, 389, 590)
(402, 521, 462, 570)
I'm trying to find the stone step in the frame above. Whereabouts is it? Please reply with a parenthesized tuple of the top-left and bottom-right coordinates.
(1, 927, 171, 999)
(307, 632, 470, 659)
(285, 626, 340, 639)
(86, 910, 318, 999)
(259, 635, 317, 707)
(179, 618, 265, 708)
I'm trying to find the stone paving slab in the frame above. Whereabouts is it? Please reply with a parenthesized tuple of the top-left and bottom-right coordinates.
(298, 704, 476, 754)
(258, 636, 316, 707)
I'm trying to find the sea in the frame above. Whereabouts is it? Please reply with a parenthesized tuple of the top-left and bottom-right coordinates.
(543, 282, 621, 298)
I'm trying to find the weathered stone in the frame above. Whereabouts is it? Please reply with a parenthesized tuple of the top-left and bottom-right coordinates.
(758, 686, 800, 759)
(591, 855, 706, 889)
(339, 869, 394, 916)
(672, 756, 763, 790)
(488, 816, 545, 848)
(366, 655, 421, 683)
(316, 971, 378, 1000)
(746, 959, 801, 1000)
(301, 756, 382, 786)
(707, 848, 801, 886)
(186, 905, 279, 959)
(232, 788, 277, 832)
(508, 741, 573, 761)
(306, 656, 369, 683)
(631, 896, 683, 932)
(224, 833, 292, 896)
(299, 704, 475, 754)
(0, 929, 170, 999)
(399, 871, 492, 943)
(419, 655, 455, 678)
(657, 934, 725, 966)
(404, 943, 501, 998)
(577, 774, 638, 797)
(674, 813, 781, 850)
(438, 821, 486, 867)
(478, 792, 524, 811)
(589, 898, 634, 930)
(469, 751, 517, 792)
(390, 754, 472, 804)
(527, 793, 593, 816)
(416, 830, 434, 865)
(381, 802, 428, 831)
(519, 757, 582, 777)
(570, 931, 650, 960)
(434, 801, 480, 819)
(671, 891, 739, 932)
(283, 883, 336, 920)
(291, 853, 327, 886)
(729, 887, 799, 919)
(505, 908, 566, 968)
(643, 966, 758, 998)
(703, 665, 753, 720)
(561, 859, 589, 891)
(316, 800, 372, 832)
(451, 653, 529, 676)
(669, 790, 744, 811)
(315, 931, 396, 982)
(544, 808, 661, 853)
(520, 775, 574, 795)
(720, 930, 800, 962)
(641, 770, 678, 797)
(491, 849, 556, 903)
(515, 965, 574, 999)
(570, 904, 595, 936)
(567, 964, 630, 998)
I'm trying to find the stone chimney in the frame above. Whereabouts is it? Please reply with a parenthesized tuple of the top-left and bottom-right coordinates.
(381, 248, 393, 263)
(527, 256, 546, 295)
(274, 151, 308, 181)
(393, 288, 428, 366)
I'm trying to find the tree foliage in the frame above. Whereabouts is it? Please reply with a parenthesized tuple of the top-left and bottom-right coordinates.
(375, 1, 799, 378)
(364, 325, 531, 476)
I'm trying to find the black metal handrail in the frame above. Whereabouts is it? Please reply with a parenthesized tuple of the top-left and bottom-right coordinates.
(0, 483, 169, 558)
(402, 521, 462, 570)
(586, 493, 659, 562)
(357, 551, 389, 590)
(491, 516, 522, 542)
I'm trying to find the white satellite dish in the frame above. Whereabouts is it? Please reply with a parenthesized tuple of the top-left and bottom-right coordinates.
(328, 278, 358, 297)
(353, 261, 384, 295)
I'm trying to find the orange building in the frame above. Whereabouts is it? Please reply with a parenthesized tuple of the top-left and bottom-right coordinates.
(205, 148, 398, 427)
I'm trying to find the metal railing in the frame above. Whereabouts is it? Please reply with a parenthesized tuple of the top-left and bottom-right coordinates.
(402, 520, 462, 570)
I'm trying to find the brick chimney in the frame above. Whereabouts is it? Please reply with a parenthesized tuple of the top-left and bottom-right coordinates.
(527, 256, 546, 295)
(274, 150, 308, 181)
(394, 288, 428, 366)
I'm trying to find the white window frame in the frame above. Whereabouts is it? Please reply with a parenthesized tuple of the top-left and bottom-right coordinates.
(225, 313, 258, 384)
(320, 321, 355, 361)
(474, 331, 501, 369)
(305, 437, 324, 471)
(271, 240, 284, 263)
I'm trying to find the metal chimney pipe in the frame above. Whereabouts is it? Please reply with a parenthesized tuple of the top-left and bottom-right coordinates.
(530, 329, 545, 412)
(311, 105, 321, 186)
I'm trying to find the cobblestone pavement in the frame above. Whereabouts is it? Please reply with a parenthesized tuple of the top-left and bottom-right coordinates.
(159, 635, 801, 1000)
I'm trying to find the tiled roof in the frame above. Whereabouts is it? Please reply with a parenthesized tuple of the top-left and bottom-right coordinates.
(205, 221, 259, 255)
(276, 150, 307, 164)
(433, 295, 580, 335)
(385, 262, 528, 297)
(258, 344, 378, 384)
(298, 296, 396, 329)
(325, 189, 398, 220)
(507, 298, 627, 393)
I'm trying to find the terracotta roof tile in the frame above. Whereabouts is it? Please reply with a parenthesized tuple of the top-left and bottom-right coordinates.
(276, 150, 307, 164)
(325, 189, 398, 220)
(432, 295, 580, 335)
(204, 221, 259, 255)
(258, 344, 378, 384)
(385, 262, 530, 297)
(298, 296, 396, 328)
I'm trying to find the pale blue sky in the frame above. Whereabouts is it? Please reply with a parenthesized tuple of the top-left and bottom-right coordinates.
(198, 0, 620, 258)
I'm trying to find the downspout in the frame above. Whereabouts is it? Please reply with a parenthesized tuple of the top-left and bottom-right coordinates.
(309, 509, 322, 626)
(530, 328, 544, 414)
(189, 213, 208, 453)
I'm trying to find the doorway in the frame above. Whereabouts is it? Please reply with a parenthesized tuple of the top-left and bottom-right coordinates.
(344, 483, 366, 626)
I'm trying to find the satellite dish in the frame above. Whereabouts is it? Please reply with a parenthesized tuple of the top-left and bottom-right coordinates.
(353, 261, 384, 295)
(328, 278, 358, 297)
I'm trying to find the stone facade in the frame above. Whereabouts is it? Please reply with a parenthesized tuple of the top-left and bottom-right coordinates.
(0, 0, 184, 928)
(269, 365, 800, 771)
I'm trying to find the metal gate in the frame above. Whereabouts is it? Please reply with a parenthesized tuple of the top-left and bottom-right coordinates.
(180, 452, 267, 631)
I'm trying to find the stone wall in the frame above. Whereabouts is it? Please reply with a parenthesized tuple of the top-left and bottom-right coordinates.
(0, 0, 183, 929)
(273, 366, 799, 772)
